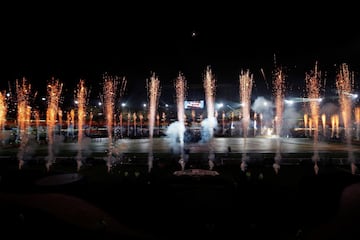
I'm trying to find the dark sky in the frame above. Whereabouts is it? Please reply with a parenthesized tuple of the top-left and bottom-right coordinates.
(1, 3, 359, 103)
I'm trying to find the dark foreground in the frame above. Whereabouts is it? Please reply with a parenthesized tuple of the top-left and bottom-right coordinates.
(1, 155, 360, 240)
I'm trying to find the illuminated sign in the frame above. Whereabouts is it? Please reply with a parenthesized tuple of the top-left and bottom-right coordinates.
(184, 100, 204, 109)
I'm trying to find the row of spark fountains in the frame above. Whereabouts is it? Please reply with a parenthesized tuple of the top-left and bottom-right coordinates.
(0, 63, 358, 174)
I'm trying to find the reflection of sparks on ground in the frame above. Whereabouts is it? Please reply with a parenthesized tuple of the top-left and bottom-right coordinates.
(241, 161, 247, 172)
(314, 162, 319, 175)
(208, 152, 215, 170)
(174, 168, 219, 176)
(273, 162, 280, 174)
(351, 162, 357, 175)
(179, 159, 185, 171)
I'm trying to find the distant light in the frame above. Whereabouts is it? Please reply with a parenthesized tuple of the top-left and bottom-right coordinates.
(6, 93, 10, 97)
(343, 92, 358, 99)
(122, 103, 126, 107)
(165, 104, 169, 108)
(284, 99, 294, 105)
(143, 103, 147, 107)
(74, 100, 78, 104)
(41, 97, 46, 101)
(98, 102, 102, 106)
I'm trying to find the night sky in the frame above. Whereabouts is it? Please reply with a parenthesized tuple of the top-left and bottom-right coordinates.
(1, 3, 359, 105)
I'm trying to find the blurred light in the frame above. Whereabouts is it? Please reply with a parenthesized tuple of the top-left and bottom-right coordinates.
(284, 99, 294, 105)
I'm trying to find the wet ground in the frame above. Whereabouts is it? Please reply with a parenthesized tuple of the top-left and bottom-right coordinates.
(1, 154, 360, 240)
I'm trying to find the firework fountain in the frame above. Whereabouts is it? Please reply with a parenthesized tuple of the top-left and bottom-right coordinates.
(336, 63, 356, 174)
(133, 112, 137, 136)
(321, 113, 326, 137)
(88, 111, 93, 136)
(139, 113, 143, 136)
(147, 73, 161, 172)
(272, 66, 285, 174)
(0, 91, 7, 144)
(305, 62, 322, 174)
(66, 110, 75, 138)
(239, 69, 253, 171)
(34, 110, 40, 142)
(16, 78, 33, 170)
(331, 114, 340, 138)
(101, 73, 127, 172)
(75, 79, 87, 171)
(203, 66, 217, 170)
(356, 107, 360, 141)
(127, 112, 131, 137)
(175, 72, 187, 170)
(45, 78, 63, 171)
(304, 113, 308, 137)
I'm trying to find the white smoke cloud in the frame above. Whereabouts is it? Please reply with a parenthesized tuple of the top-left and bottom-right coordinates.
(200, 116, 218, 142)
(282, 104, 301, 136)
(251, 96, 274, 113)
(165, 121, 186, 154)
(251, 97, 274, 128)
(320, 102, 339, 116)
